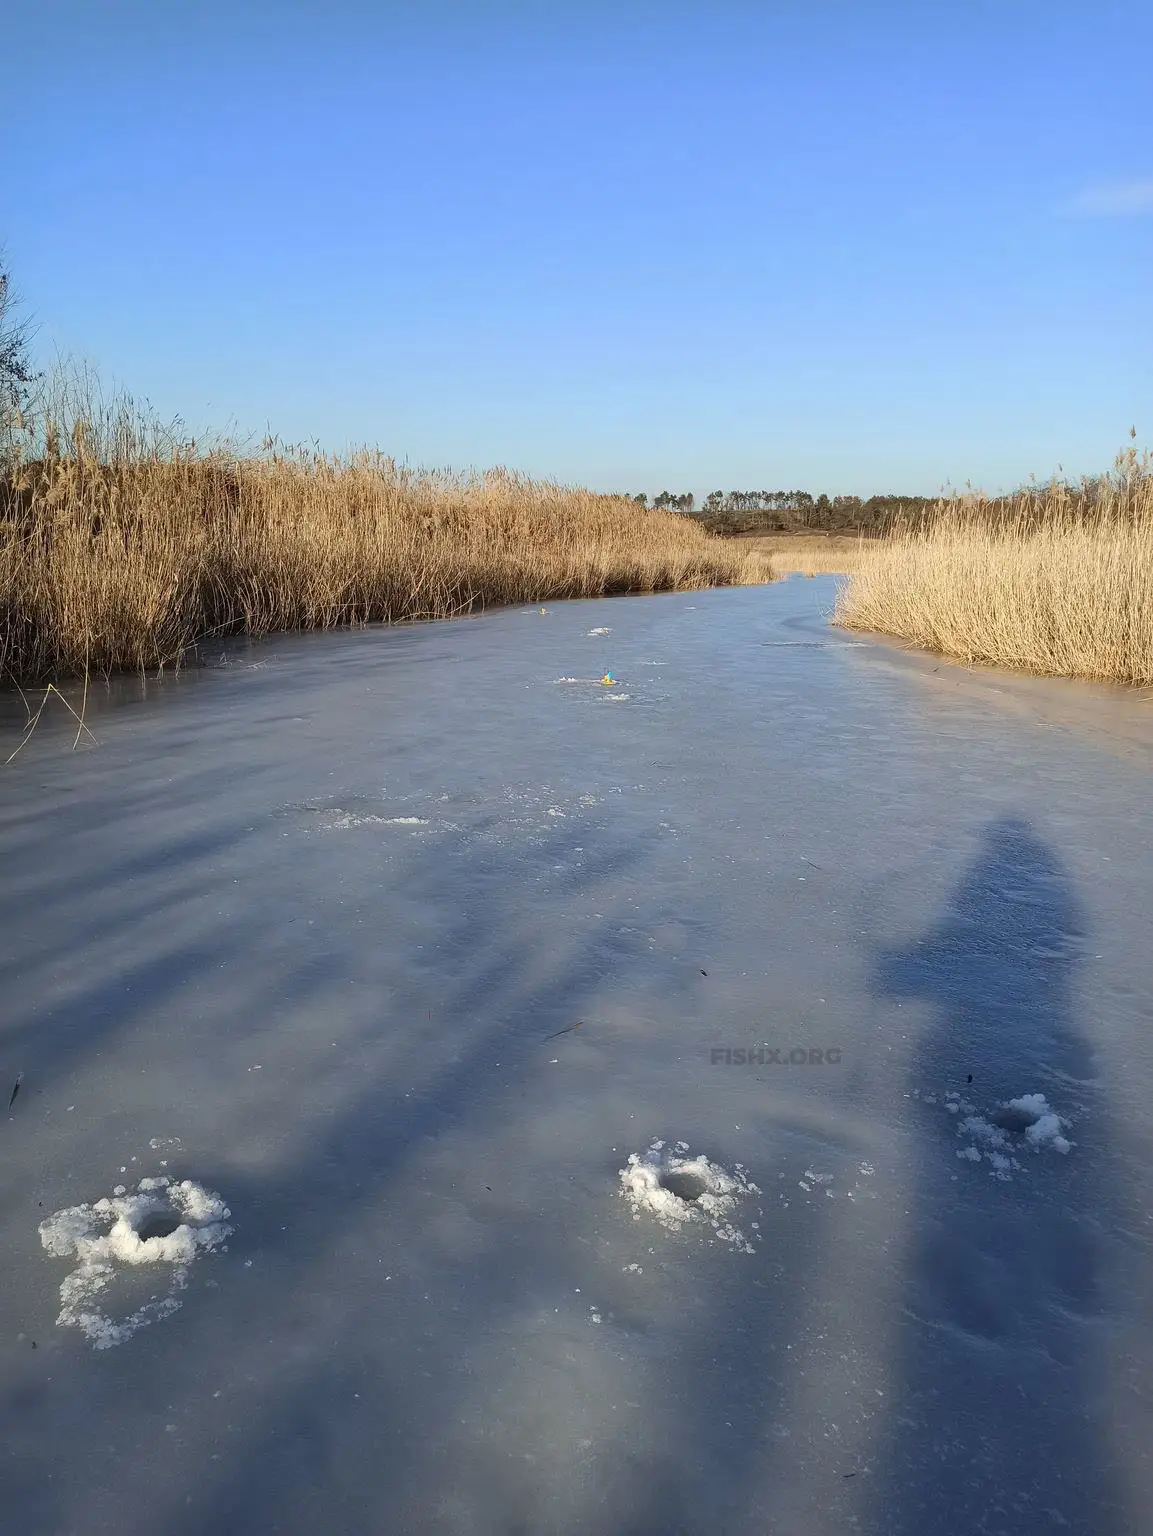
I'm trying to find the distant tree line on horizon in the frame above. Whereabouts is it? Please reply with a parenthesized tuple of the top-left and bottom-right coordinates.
(624, 488, 939, 536)
(624, 458, 1151, 534)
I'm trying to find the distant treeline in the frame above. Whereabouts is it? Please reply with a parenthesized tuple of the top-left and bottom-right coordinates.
(624, 489, 938, 536)
(625, 468, 1151, 535)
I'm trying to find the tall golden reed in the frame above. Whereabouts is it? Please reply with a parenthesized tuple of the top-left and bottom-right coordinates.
(0, 374, 769, 684)
(835, 466, 1153, 686)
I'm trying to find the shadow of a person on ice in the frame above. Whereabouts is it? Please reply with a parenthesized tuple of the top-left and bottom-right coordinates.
(866, 815, 1124, 1535)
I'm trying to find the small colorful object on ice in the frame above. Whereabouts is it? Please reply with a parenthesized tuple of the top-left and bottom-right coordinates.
(601, 672, 616, 686)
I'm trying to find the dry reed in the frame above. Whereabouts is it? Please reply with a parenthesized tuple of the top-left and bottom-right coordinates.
(0, 376, 770, 685)
(737, 533, 882, 576)
(835, 468, 1153, 686)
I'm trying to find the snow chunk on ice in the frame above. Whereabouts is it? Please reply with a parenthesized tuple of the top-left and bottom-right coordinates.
(318, 812, 429, 830)
(949, 1089, 1074, 1175)
(1005, 1093, 1074, 1154)
(618, 1140, 760, 1252)
(39, 1175, 232, 1349)
(958, 1114, 1009, 1150)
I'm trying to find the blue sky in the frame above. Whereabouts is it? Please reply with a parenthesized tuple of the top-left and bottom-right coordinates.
(3, 0, 1150, 495)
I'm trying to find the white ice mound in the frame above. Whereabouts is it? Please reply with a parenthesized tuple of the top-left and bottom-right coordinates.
(1005, 1092, 1074, 1154)
(619, 1140, 760, 1251)
(39, 1174, 232, 1349)
(947, 1088, 1074, 1175)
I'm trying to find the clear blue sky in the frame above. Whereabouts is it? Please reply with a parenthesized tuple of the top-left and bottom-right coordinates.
(3, 0, 1150, 496)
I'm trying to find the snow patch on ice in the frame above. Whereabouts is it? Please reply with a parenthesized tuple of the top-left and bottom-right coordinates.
(281, 799, 437, 833)
(316, 811, 430, 831)
(587, 627, 612, 636)
(618, 1140, 760, 1252)
(958, 1114, 1009, 1149)
(940, 1089, 1074, 1176)
(39, 1175, 232, 1349)
(1003, 1092, 1075, 1154)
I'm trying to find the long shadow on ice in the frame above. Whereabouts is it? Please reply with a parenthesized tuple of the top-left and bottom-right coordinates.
(867, 816, 1123, 1534)
(0, 823, 649, 1530)
(0, 803, 826, 1536)
(162, 831, 827, 1536)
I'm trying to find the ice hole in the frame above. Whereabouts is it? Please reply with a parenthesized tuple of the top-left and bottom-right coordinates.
(135, 1211, 185, 1243)
(990, 1103, 1043, 1134)
(660, 1169, 709, 1203)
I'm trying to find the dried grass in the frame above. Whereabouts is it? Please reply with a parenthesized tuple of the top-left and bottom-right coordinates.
(835, 470, 1153, 686)
(0, 373, 770, 684)
(737, 533, 883, 576)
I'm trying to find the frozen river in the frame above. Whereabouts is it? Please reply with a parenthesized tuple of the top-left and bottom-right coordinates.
(2, 577, 1152, 1535)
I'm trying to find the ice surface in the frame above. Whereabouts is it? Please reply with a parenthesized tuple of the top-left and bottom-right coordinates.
(1, 579, 1152, 1534)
